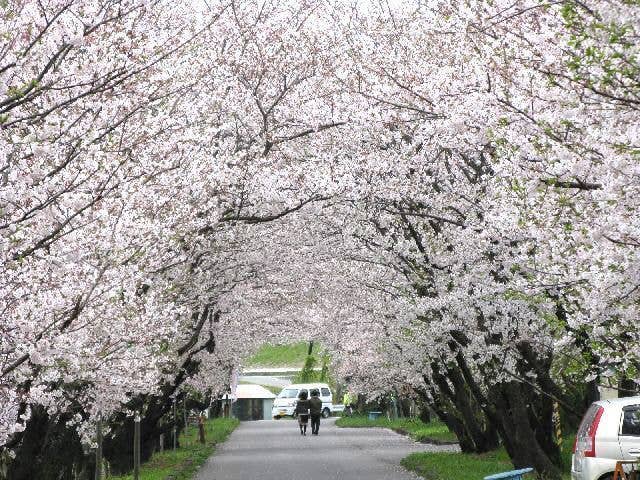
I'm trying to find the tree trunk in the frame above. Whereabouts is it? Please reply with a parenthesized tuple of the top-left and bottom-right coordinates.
(446, 364, 499, 452)
(6, 406, 92, 480)
(417, 402, 431, 423)
(429, 363, 499, 453)
(489, 382, 562, 479)
(429, 398, 477, 452)
(103, 392, 182, 474)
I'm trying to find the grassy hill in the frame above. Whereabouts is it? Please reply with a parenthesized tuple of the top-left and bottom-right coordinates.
(246, 342, 316, 368)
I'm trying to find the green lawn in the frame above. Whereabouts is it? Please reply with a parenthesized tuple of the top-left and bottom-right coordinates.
(246, 342, 314, 367)
(403, 449, 512, 480)
(335, 415, 458, 443)
(402, 434, 576, 480)
(108, 417, 239, 480)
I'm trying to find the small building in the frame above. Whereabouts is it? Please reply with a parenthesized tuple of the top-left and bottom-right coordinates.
(232, 384, 276, 421)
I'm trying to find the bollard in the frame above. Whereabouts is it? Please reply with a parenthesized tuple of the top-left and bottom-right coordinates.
(95, 417, 103, 480)
(173, 399, 177, 451)
(183, 397, 188, 440)
(133, 414, 141, 480)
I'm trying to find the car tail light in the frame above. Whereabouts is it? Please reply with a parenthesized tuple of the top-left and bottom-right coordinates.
(584, 406, 604, 457)
(574, 404, 604, 458)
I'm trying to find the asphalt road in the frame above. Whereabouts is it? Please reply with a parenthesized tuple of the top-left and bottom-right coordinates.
(194, 418, 459, 480)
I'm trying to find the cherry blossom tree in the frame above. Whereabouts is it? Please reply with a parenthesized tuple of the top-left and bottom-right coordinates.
(1, 0, 639, 478)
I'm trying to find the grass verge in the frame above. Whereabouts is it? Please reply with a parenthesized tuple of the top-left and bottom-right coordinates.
(402, 434, 576, 480)
(108, 417, 239, 480)
(335, 415, 458, 444)
(402, 449, 513, 480)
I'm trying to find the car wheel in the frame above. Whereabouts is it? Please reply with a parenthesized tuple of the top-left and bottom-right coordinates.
(322, 408, 330, 419)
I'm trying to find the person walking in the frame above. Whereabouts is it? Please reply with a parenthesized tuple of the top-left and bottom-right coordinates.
(295, 390, 310, 435)
(309, 389, 323, 435)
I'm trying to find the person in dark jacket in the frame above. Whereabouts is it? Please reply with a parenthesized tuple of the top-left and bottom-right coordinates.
(309, 389, 323, 435)
(295, 390, 310, 435)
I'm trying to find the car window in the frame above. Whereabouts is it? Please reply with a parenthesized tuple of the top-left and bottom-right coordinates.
(622, 406, 640, 436)
(278, 389, 299, 398)
(321, 388, 331, 397)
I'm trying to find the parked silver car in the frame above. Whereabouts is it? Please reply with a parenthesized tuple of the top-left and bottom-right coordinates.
(572, 396, 640, 480)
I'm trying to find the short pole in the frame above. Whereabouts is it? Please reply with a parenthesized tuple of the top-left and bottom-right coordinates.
(133, 414, 141, 480)
(183, 397, 188, 438)
(173, 399, 177, 451)
(95, 417, 103, 480)
(159, 433, 164, 452)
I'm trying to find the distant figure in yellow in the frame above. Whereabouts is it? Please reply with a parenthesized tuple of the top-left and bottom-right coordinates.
(343, 391, 355, 416)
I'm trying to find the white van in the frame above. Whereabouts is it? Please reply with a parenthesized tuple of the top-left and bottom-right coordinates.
(272, 383, 333, 419)
(572, 396, 640, 480)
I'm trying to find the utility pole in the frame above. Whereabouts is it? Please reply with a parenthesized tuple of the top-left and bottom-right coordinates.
(95, 416, 103, 480)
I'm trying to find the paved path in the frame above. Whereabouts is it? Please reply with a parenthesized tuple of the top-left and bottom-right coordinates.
(195, 418, 459, 480)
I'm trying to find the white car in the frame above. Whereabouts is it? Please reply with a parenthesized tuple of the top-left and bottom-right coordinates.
(572, 396, 640, 480)
(271, 383, 334, 419)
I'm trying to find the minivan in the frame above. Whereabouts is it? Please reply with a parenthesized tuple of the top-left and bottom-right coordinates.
(572, 396, 640, 480)
(271, 383, 333, 419)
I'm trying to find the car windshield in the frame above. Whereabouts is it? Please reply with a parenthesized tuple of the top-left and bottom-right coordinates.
(278, 388, 299, 398)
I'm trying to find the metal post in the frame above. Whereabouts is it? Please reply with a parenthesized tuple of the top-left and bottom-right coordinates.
(173, 399, 177, 451)
(133, 414, 141, 480)
(183, 397, 188, 439)
(223, 393, 227, 418)
(95, 417, 103, 480)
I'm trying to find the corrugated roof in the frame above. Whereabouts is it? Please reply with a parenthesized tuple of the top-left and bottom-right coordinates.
(235, 384, 276, 399)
